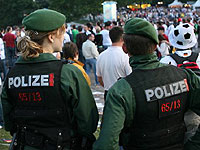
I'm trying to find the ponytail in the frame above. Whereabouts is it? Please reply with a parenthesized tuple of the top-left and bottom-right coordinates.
(17, 36, 43, 59)
(17, 30, 45, 59)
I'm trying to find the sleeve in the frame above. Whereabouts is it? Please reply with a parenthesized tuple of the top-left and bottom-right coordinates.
(184, 69, 200, 150)
(96, 55, 102, 77)
(91, 43, 99, 59)
(76, 34, 81, 49)
(13, 34, 16, 40)
(93, 79, 134, 150)
(61, 65, 99, 139)
(195, 54, 200, 68)
(160, 55, 177, 66)
(123, 55, 132, 76)
(1, 85, 15, 131)
(2, 35, 5, 41)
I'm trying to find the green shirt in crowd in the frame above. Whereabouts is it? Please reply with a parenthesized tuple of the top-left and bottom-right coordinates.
(93, 54, 200, 150)
(72, 29, 79, 43)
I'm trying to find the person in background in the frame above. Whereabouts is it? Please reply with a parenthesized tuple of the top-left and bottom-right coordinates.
(1, 9, 98, 150)
(93, 18, 200, 150)
(0, 33, 5, 129)
(100, 21, 112, 50)
(157, 26, 169, 41)
(3, 26, 16, 69)
(157, 34, 170, 59)
(94, 26, 103, 54)
(71, 24, 79, 43)
(63, 42, 91, 86)
(160, 23, 200, 143)
(63, 27, 71, 44)
(0, 33, 7, 80)
(0, 28, 5, 37)
(86, 22, 96, 35)
(96, 26, 131, 100)
(76, 25, 87, 64)
(82, 34, 99, 85)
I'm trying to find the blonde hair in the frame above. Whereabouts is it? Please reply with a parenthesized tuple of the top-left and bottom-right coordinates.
(17, 24, 65, 59)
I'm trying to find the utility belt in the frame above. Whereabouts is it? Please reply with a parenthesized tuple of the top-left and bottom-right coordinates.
(10, 126, 94, 150)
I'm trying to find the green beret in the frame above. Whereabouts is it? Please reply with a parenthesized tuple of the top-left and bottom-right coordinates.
(22, 9, 66, 32)
(124, 18, 159, 44)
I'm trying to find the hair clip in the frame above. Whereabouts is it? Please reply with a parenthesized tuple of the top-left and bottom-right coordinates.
(25, 35, 31, 40)
(34, 31, 39, 35)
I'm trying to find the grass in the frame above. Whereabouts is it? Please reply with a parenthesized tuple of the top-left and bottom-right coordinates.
(0, 128, 12, 150)
(0, 144, 9, 150)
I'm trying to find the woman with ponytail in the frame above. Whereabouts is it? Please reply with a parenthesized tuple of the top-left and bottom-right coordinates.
(1, 9, 98, 150)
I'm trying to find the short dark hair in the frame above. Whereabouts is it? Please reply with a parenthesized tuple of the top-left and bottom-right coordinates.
(105, 21, 111, 27)
(157, 26, 164, 31)
(63, 42, 78, 59)
(72, 24, 76, 29)
(77, 26, 83, 32)
(158, 34, 166, 41)
(86, 22, 93, 29)
(123, 34, 156, 55)
(6, 26, 12, 32)
(112, 21, 117, 26)
(109, 26, 123, 43)
(87, 34, 94, 39)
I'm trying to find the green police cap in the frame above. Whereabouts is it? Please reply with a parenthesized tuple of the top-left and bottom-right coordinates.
(124, 18, 159, 44)
(22, 9, 66, 32)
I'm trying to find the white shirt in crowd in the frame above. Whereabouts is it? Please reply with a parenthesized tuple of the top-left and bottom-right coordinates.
(157, 42, 170, 57)
(100, 29, 112, 46)
(96, 46, 132, 90)
(82, 40, 99, 59)
(21, 31, 25, 37)
(63, 32, 71, 44)
(0, 38, 5, 60)
(160, 50, 200, 67)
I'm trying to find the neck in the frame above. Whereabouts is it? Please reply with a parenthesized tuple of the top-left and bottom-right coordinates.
(42, 38, 54, 53)
(112, 42, 123, 47)
(42, 43, 54, 53)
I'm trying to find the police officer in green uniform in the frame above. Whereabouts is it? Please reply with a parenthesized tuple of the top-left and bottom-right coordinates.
(93, 18, 200, 150)
(1, 9, 99, 150)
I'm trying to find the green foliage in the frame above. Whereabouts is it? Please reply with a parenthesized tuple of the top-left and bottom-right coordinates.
(0, 0, 38, 28)
(0, 0, 192, 28)
(0, 128, 12, 150)
(0, 128, 12, 141)
(48, 0, 103, 22)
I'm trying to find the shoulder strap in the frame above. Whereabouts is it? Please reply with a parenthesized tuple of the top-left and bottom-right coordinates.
(187, 52, 199, 62)
(170, 53, 184, 64)
(171, 52, 199, 64)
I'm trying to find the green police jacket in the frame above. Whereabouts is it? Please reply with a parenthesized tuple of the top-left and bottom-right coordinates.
(93, 53, 200, 150)
(1, 53, 99, 150)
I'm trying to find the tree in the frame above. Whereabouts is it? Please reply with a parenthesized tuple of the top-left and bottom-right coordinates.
(48, 0, 104, 22)
(0, 0, 38, 28)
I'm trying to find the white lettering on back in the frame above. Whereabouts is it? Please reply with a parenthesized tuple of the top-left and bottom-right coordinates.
(8, 77, 14, 88)
(32, 75, 40, 86)
(22, 76, 28, 87)
(14, 77, 21, 88)
(145, 89, 154, 102)
(41, 75, 49, 86)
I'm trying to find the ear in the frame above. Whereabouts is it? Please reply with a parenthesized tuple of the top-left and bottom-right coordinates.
(47, 34, 54, 43)
(122, 43, 128, 54)
(153, 44, 157, 51)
